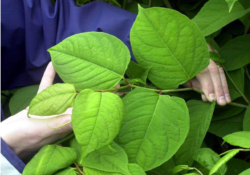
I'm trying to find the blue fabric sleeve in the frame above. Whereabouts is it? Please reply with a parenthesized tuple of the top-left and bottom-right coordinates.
(1, 108, 25, 173)
(1, 0, 136, 90)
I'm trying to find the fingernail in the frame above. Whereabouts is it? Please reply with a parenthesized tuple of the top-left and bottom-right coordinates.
(218, 96, 226, 105)
(209, 93, 216, 101)
(225, 94, 231, 103)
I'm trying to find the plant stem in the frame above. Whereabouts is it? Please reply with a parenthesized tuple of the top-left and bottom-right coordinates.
(163, 0, 172, 9)
(244, 66, 250, 81)
(228, 102, 248, 108)
(74, 163, 85, 175)
(223, 66, 250, 104)
(55, 132, 75, 145)
(148, 0, 152, 7)
(190, 167, 203, 175)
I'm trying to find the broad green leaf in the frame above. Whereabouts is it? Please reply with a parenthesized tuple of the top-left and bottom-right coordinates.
(209, 149, 240, 175)
(220, 35, 250, 71)
(54, 167, 77, 175)
(209, 111, 244, 137)
(82, 142, 130, 174)
(212, 105, 244, 121)
(72, 89, 123, 158)
(146, 158, 176, 175)
(68, 137, 83, 163)
(239, 168, 250, 175)
(9, 85, 39, 115)
(226, 158, 250, 175)
(28, 84, 76, 116)
(84, 167, 123, 175)
(174, 100, 215, 166)
(49, 32, 130, 91)
(117, 88, 189, 171)
(193, 148, 227, 175)
(192, 0, 250, 36)
(226, 68, 245, 101)
(125, 61, 151, 85)
(23, 145, 77, 175)
(130, 7, 209, 89)
(128, 163, 146, 175)
(172, 165, 189, 174)
(225, 0, 238, 12)
(223, 131, 250, 148)
(243, 105, 250, 131)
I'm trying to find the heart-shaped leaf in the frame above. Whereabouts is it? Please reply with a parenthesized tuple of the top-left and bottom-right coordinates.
(117, 88, 189, 170)
(72, 89, 123, 158)
(23, 145, 77, 175)
(48, 32, 130, 91)
(130, 6, 209, 89)
(28, 83, 76, 116)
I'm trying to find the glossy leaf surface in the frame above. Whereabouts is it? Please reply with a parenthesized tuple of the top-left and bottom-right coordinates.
(192, 0, 250, 36)
(49, 32, 130, 91)
(72, 89, 123, 158)
(131, 7, 209, 89)
(220, 35, 250, 71)
(223, 131, 250, 148)
(174, 100, 215, 166)
(82, 142, 130, 174)
(193, 148, 227, 175)
(23, 145, 77, 175)
(28, 83, 76, 116)
(117, 88, 189, 170)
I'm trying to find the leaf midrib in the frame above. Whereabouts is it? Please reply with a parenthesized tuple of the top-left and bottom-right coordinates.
(51, 49, 123, 78)
(140, 9, 189, 78)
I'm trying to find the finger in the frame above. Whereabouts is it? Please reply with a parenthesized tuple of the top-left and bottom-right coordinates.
(208, 60, 226, 106)
(219, 67, 231, 103)
(183, 78, 201, 89)
(196, 67, 215, 102)
(201, 94, 208, 102)
(37, 62, 56, 94)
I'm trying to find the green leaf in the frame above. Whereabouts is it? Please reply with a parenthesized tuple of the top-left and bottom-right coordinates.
(49, 32, 130, 91)
(130, 7, 209, 89)
(212, 105, 244, 121)
(223, 131, 250, 148)
(172, 165, 189, 174)
(173, 100, 215, 166)
(84, 167, 123, 175)
(128, 163, 146, 175)
(193, 148, 227, 175)
(209, 111, 244, 137)
(192, 0, 250, 36)
(125, 61, 151, 85)
(209, 149, 240, 175)
(82, 142, 130, 174)
(145, 158, 176, 175)
(243, 105, 250, 131)
(54, 167, 77, 175)
(225, 0, 238, 12)
(23, 145, 77, 175)
(9, 85, 39, 115)
(28, 83, 76, 116)
(68, 137, 83, 163)
(226, 158, 250, 175)
(117, 88, 189, 171)
(226, 68, 245, 101)
(239, 168, 250, 175)
(220, 35, 250, 71)
(72, 89, 123, 158)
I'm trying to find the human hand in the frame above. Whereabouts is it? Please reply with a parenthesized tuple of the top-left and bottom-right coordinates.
(184, 58, 231, 106)
(0, 62, 72, 162)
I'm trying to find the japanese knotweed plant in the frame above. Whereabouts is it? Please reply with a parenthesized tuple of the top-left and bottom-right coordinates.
(21, 2, 250, 175)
